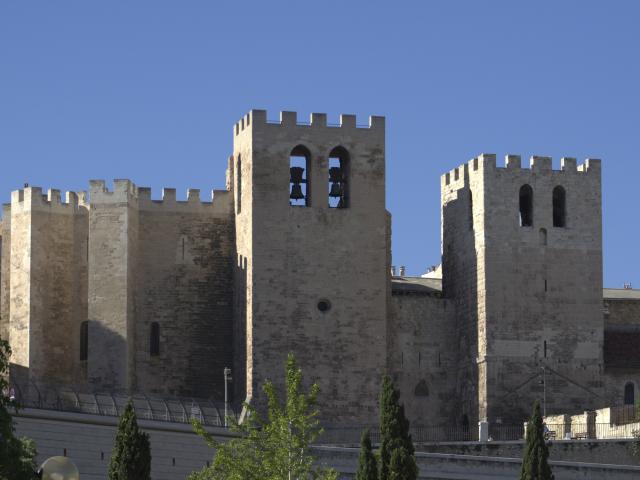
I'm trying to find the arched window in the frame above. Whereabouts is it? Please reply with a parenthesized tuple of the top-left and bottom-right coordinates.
(553, 186, 566, 227)
(80, 321, 88, 361)
(236, 155, 242, 214)
(624, 382, 635, 405)
(519, 185, 533, 227)
(150, 322, 160, 357)
(290, 145, 311, 206)
(328, 146, 349, 208)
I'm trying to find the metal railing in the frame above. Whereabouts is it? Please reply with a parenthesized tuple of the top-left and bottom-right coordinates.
(319, 425, 476, 444)
(318, 422, 640, 445)
(8, 379, 240, 427)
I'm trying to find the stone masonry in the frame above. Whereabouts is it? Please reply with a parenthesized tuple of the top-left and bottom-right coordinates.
(1, 109, 639, 427)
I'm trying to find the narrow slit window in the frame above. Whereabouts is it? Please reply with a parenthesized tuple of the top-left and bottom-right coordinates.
(328, 146, 349, 208)
(553, 186, 566, 227)
(150, 322, 160, 357)
(519, 184, 533, 227)
(290, 145, 311, 206)
(539, 228, 547, 246)
(80, 321, 88, 361)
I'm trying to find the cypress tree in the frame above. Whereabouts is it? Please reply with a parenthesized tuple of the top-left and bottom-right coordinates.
(379, 375, 417, 480)
(109, 402, 151, 480)
(355, 429, 378, 480)
(520, 401, 553, 480)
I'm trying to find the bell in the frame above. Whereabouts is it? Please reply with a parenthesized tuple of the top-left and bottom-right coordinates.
(290, 183, 304, 200)
(329, 167, 342, 182)
(290, 166, 305, 183)
(329, 182, 343, 198)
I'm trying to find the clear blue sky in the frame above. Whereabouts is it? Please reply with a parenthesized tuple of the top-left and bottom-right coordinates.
(1, 1, 638, 288)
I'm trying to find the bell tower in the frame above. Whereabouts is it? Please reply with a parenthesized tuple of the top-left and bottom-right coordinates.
(232, 110, 389, 423)
(442, 154, 603, 424)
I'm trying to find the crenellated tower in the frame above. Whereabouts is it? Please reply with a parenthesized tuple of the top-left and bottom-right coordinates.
(87, 179, 234, 397)
(232, 110, 389, 423)
(442, 154, 603, 425)
(5, 187, 89, 388)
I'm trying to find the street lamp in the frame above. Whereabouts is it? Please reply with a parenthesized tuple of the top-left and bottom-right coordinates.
(37, 456, 80, 480)
(541, 366, 547, 418)
(224, 367, 232, 427)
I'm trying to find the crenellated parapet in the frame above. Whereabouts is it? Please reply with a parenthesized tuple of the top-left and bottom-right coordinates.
(10, 186, 88, 214)
(233, 109, 385, 137)
(89, 179, 232, 214)
(442, 154, 601, 190)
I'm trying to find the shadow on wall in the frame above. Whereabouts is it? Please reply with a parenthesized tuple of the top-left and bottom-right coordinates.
(442, 173, 479, 432)
(233, 254, 248, 405)
(86, 318, 130, 395)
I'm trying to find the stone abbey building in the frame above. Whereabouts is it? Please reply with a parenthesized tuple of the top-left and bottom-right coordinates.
(1, 109, 639, 428)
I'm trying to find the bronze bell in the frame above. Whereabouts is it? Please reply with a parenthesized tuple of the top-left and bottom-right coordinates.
(290, 166, 305, 183)
(329, 182, 343, 198)
(329, 167, 342, 182)
(290, 183, 304, 200)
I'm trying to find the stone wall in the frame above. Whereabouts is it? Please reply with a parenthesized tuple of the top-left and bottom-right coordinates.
(133, 187, 234, 398)
(233, 110, 388, 424)
(14, 408, 233, 480)
(15, 408, 640, 480)
(419, 439, 640, 467)
(7, 188, 88, 388)
(87, 180, 235, 397)
(388, 288, 458, 425)
(443, 155, 605, 424)
(314, 444, 640, 479)
(441, 156, 485, 427)
(0, 207, 10, 342)
(87, 180, 138, 392)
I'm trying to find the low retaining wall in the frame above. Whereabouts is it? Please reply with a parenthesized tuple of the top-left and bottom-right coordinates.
(418, 438, 640, 466)
(14, 408, 640, 480)
(314, 445, 640, 480)
(14, 408, 233, 480)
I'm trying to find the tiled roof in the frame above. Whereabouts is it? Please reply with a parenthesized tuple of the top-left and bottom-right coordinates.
(391, 277, 442, 295)
(392, 277, 640, 302)
(603, 288, 640, 300)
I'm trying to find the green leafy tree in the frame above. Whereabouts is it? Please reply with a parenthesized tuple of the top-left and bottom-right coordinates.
(189, 353, 337, 480)
(355, 429, 377, 480)
(520, 401, 554, 480)
(0, 337, 38, 480)
(108, 401, 151, 480)
(379, 375, 417, 480)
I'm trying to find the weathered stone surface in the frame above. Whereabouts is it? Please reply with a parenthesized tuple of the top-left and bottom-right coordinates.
(0, 110, 639, 429)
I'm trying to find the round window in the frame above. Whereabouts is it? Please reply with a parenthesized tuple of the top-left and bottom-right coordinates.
(317, 299, 331, 313)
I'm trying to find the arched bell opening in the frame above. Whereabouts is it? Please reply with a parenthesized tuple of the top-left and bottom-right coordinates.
(290, 145, 311, 206)
(328, 146, 349, 209)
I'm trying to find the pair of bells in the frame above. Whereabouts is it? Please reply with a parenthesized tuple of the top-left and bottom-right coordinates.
(289, 166, 345, 200)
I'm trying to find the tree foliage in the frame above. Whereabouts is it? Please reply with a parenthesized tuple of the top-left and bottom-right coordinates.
(520, 401, 554, 480)
(0, 337, 38, 480)
(355, 429, 377, 480)
(379, 375, 417, 480)
(189, 353, 337, 480)
(108, 401, 151, 480)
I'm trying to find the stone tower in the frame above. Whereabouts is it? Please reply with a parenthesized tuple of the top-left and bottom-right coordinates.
(5, 187, 89, 388)
(232, 110, 389, 423)
(442, 154, 603, 424)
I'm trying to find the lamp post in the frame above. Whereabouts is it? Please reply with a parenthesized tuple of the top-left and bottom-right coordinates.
(224, 367, 232, 427)
(37, 456, 80, 480)
(542, 366, 547, 418)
